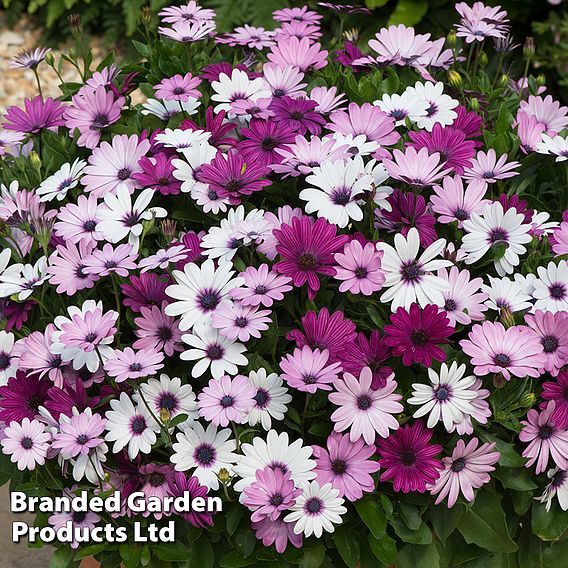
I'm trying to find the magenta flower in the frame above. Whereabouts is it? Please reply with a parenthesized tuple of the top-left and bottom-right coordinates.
(267, 37, 328, 72)
(243, 467, 301, 522)
(273, 216, 349, 300)
(4, 96, 65, 133)
(384, 303, 454, 367)
(269, 97, 326, 135)
(329, 367, 403, 445)
(104, 347, 164, 383)
(121, 273, 171, 312)
(199, 150, 271, 205)
(280, 346, 342, 393)
(327, 102, 399, 146)
(460, 321, 546, 380)
(428, 438, 500, 507)
(64, 86, 124, 148)
(333, 239, 385, 295)
(335, 41, 367, 73)
(167, 472, 214, 527)
(133, 303, 183, 356)
(0, 371, 51, 424)
(520, 401, 568, 474)
(230, 264, 293, 308)
(286, 308, 356, 362)
(52, 410, 106, 458)
(238, 118, 296, 167)
(312, 432, 380, 501)
(337, 331, 392, 390)
(541, 371, 568, 429)
(154, 73, 202, 101)
(83, 243, 138, 277)
(182, 107, 238, 148)
(132, 153, 182, 195)
(1, 418, 50, 471)
(377, 421, 443, 493)
(197, 374, 256, 427)
(525, 310, 568, 376)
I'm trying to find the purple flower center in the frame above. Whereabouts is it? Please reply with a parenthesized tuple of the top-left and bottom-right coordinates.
(158, 393, 177, 411)
(482, 170, 495, 179)
(401, 261, 421, 282)
(298, 252, 318, 269)
(225, 179, 243, 193)
(539, 425, 554, 439)
(117, 167, 132, 181)
(261, 137, 278, 151)
(489, 228, 508, 243)
(195, 444, 216, 465)
(542, 336, 559, 353)
(129, 362, 143, 372)
(254, 285, 268, 295)
(235, 317, 248, 328)
(92, 114, 109, 128)
(290, 111, 304, 120)
(0, 353, 10, 370)
(83, 220, 97, 232)
(494, 353, 511, 367)
(435, 386, 450, 401)
(157, 326, 173, 341)
(148, 473, 166, 487)
(253, 388, 270, 408)
(20, 436, 33, 450)
(331, 188, 351, 206)
(426, 103, 437, 117)
(199, 290, 220, 310)
(269, 461, 288, 474)
(208, 190, 219, 200)
(131, 416, 147, 434)
(552, 469, 567, 487)
(274, 88, 285, 97)
(550, 283, 566, 300)
(451, 457, 466, 472)
(410, 330, 428, 346)
(305, 497, 323, 514)
(454, 208, 469, 221)
(303, 374, 317, 385)
(173, 87, 185, 95)
(76, 434, 89, 445)
(220, 395, 234, 408)
(355, 267, 368, 279)
(401, 450, 417, 466)
(444, 298, 457, 312)
(72, 511, 87, 523)
(206, 343, 224, 360)
(84, 332, 97, 343)
(123, 212, 140, 227)
(391, 109, 407, 121)
(356, 394, 372, 410)
(269, 493, 283, 506)
(27, 395, 44, 411)
(331, 459, 347, 475)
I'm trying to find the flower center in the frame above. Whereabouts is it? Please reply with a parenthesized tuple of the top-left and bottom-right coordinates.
(542, 336, 559, 353)
(356, 394, 372, 410)
(354, 266, 368, 279)
(76, 434, 89, 445)
(83, 220, 97, 232)
(550, 284, 566, 300)
(92, 114, 109, 128)
(131, 416, 147, 434)
(27, 395, 44, 411)
(401, 261, 421, 282)
(410, 330, 428, 346)
(148, 473, 165, 487)
(274, 88, 285, 97)
(552, 469, 567, 487)
(261, 137, 278, 151)
(158, 393, 177, 411)
(206, 344, 224, 360)
(426, 103, 437, 117)
(254, 285, 267, 294)
(117, 167, 131, 181)
(253, 388, 270, 408)
(173, 87, 185, 95)
(444, 298, 457, 311)
(401, 450, 417, 466)
(269, 493, 283, 506)
(451, 457, 466, 472)
(494, 353, 511, 367)
(195, 444, 216, 465)
(539, 425, 554, 439)
(391, 109, 407, 120)
(331, 188, 351, 206)
(72, 511, 87, 523)
(489, 228, 508, 243)
(199, 290, 220, 310)
(298, 252, 318, 269)
(235, 317, 248, 328)
(225, 179, 243, 193)
(303, 374, 317, 385)
(305, 497, 323, 514)
(20, 437, 33, 450)
(220, 395, 234, 408)
(454, 208, 468, 221)
(0, 353, 10, 370)
(129, 362, 143, 372)
(290, 111, 304, 120)
(435, 386, 450, 401)
(331, 459, 348, 475)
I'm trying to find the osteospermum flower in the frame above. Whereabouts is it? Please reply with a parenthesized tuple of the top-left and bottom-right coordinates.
(312, 432, 380, 501)
(525, 311, 568, 376)
(461, 201, 532, 276)
(121, 273, 170, 313)
(518, 95, 568, 137)
(384, 303, 454, 367)
(54, 194, 102, 245)
(377, 421, 443, 493)
(4, 96, 66, 134)
(230, 264, 293, 308)
(280, 346, 342, 393)
(37, 158, 87, 202)
(210, 69, 270, 116)
(537, 468, 568, 512)
(52, 409, 106, 459)
(1, 418, 51, 471)
(537, 134, 568, 162)
(284, 481, 346, 538)
(211, 301, 272, 342)
(47, 240, 99, 296)
(167, 472, 214, 528)
(376, 227, 452, 311)
(463, 149, 520, 190)
(428, 438, 500, 507)
(133, 303, 183, 357)
(154, 73, 202, 101)
(158, 20, 216, 43)
(273, 215, 349, 300)
(83, 243, 138, 277)
(0, 331, 18, 385)
(532, 261, 568, 313)
(541, 372, 568, 429)
(403, 81, 458, 131)
(246, 368, 292, 431)
(383, 147, 451, 187)
(329, 367, 403, 444)
(269, 96, 326, 136)
(267, 37, 328, 72)
(131, 154, 182, 196)
(333, 239, 385, 295)
(10, 46, 51, 69)
(520, 401, 568, 474)
(104, 347, 164, 383)
(367, 24, 434, 67)
(197, 374, 256, 427)
(460, 321, 546, 380)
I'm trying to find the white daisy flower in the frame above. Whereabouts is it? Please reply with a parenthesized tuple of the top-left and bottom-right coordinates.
(165, 258, 244, 330)
(374, 91, 429, 126)
(0, 330, 18, 385)
(284, 481, 347, 538)
(180, 322, 248, 378)
(134, 374, 199, 427)
(408, 362, 478, 431)
(233, 429, 317, 493)
(403, 81, 458, 131)
(482, 275, 532, 313)
(171, 421, 238, 490)
(104, 392, 160, 459)
(300, 157, 372, 228)
(246, 368, 292, 431)
(363, 159, 393, 210)
(71, 442, 108, 484)
(532, 260, 568, 313)
(211, 69, 270, 117)
(514, 272, 538, 297)
(141, 97, 200, 120)
(155, 128, 211, 150)
(0, 256, 48, 301)
(536, 134, 568, 162)
(376, 227, 453, 311)
(531, 211, 559, 236)
(461, 201, 532, 276)
(172, 140, 218, 193)
(96, 186, 167, 250)
(537, 468, 568, 512)
(37, 158, 87, 202)
(0, 248, 11, 276)
(330, 132, 379, 157)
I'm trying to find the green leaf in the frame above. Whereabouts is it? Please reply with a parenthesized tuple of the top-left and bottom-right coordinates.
(193, 537, 214, 568)
(235, 528, 256, 558)
(226, 503, 243, 537)
(457, 491, 518, 553)
(395, 543, 440, 568)
(477, 432, 526, 467)
(531, 501, 568, 541)
(219, 551, 255, 568)
(398, 503, 422, 530)
(369, 533, 397, 564)
(299, 540, 326, 568)
(388, 0, 427, 26)
(74, 543, 109, 560)
(154, 541, 192, 561)
(391, 518, 433, 545)
(48, 547, 75, 568)
(365, 0, 389, 7)
(493, 467, 538, 491)
(429, 504, 464, 543)
(333, 528, 360, 568)
(355, 498, 387, 539)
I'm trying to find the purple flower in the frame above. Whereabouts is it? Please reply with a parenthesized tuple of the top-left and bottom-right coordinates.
(238, 118, 296, 167)
(335, 42, 368, 72)
(269, 97, 326, 135)
(4, 96, 66, 133)
(167, 472, 214, 527)
(121, 273, 172, 312)
(132, 153, 182, 195)
(0, 370, 51, 423)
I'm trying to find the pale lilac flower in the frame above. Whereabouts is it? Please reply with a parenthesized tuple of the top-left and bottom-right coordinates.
(1, 418, 50, 470)
(280, 346, 342, 393)
(211, 301, 272, 342)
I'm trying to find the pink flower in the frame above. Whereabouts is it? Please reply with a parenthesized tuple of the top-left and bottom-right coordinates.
(329, 367, 403, 444)
(197, 374, 256, 426)
(525, 310, 568, 376)
(518, 95, 568, 137)
(154, 73, 202, 101)
(383, 147, 452, 187)
(4, 96, 65, 133)
(267, 37, 328, 72)
(47, 240, 99, 295)
(551, 222, 568, 256)
(516, 111, 547, 153)
(280, 346, 341, 393)
(427, 438, 500, 507)
(83, 243, 138, 277)
(333, 240, 385, 295)
(52, 410, 106, 458)
(1, 417, 50, 470)
(133, 303, 183, 356)
(104, 347, 164, 383)
(368, 24, 434, 67)
(211, 301, 272, 342)
(520, 401, 568, 474)
(312, 432, 380, 501)
(463, 149, 520, 190)
(541, 371, 568, 429)
(230, 264, 292, 307)
(460, 321, 546, 379)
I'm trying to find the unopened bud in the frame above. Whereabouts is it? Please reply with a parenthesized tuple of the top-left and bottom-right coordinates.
(218, 468, 230, 483)
(447, 30, 457, 48)
(493, 373, 507, 389)
(142, 6, 152, 25)
(29, 151, 41, 170)
(448, 70, 463, 88)
(499, 74, 509, 88)
(159, 408, 171, 424)
(520, 392, 536, 408)
(478, 51, 488, 67)
(343, 28, 359, 42)
(68, 14, 82, 33)
(45, 51, 54, 66)
(470, 98, 480, 112)
(500, 306, 515, 328)
(536, 74, 546, 86)
(523, 37, 535, 59)
(160, 219, 177, 242)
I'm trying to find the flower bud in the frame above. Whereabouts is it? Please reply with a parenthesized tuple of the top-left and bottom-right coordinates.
(500, 307, 515, 328)
(68, 14, 82, 33)
(159, 408, 171, 424)
(161, 220, 177, 242)
(45, 51, 54, 66)
(448, 70, 463, 88)
(523, 37, 535, 59)
(29, 151, 41, 170)
(537, 74, 546, 86)
(343, 28, 359, 42)
(493, 373, 507, 389)
(519, 392, 536, 408)
(142, 6, 152, 25)
(447, 29, 457, 48)
(218, 468, 230, 484)
(498, 74, 509, 88)
(470, 97, 480, 112)
(478, 51, 488, 67)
